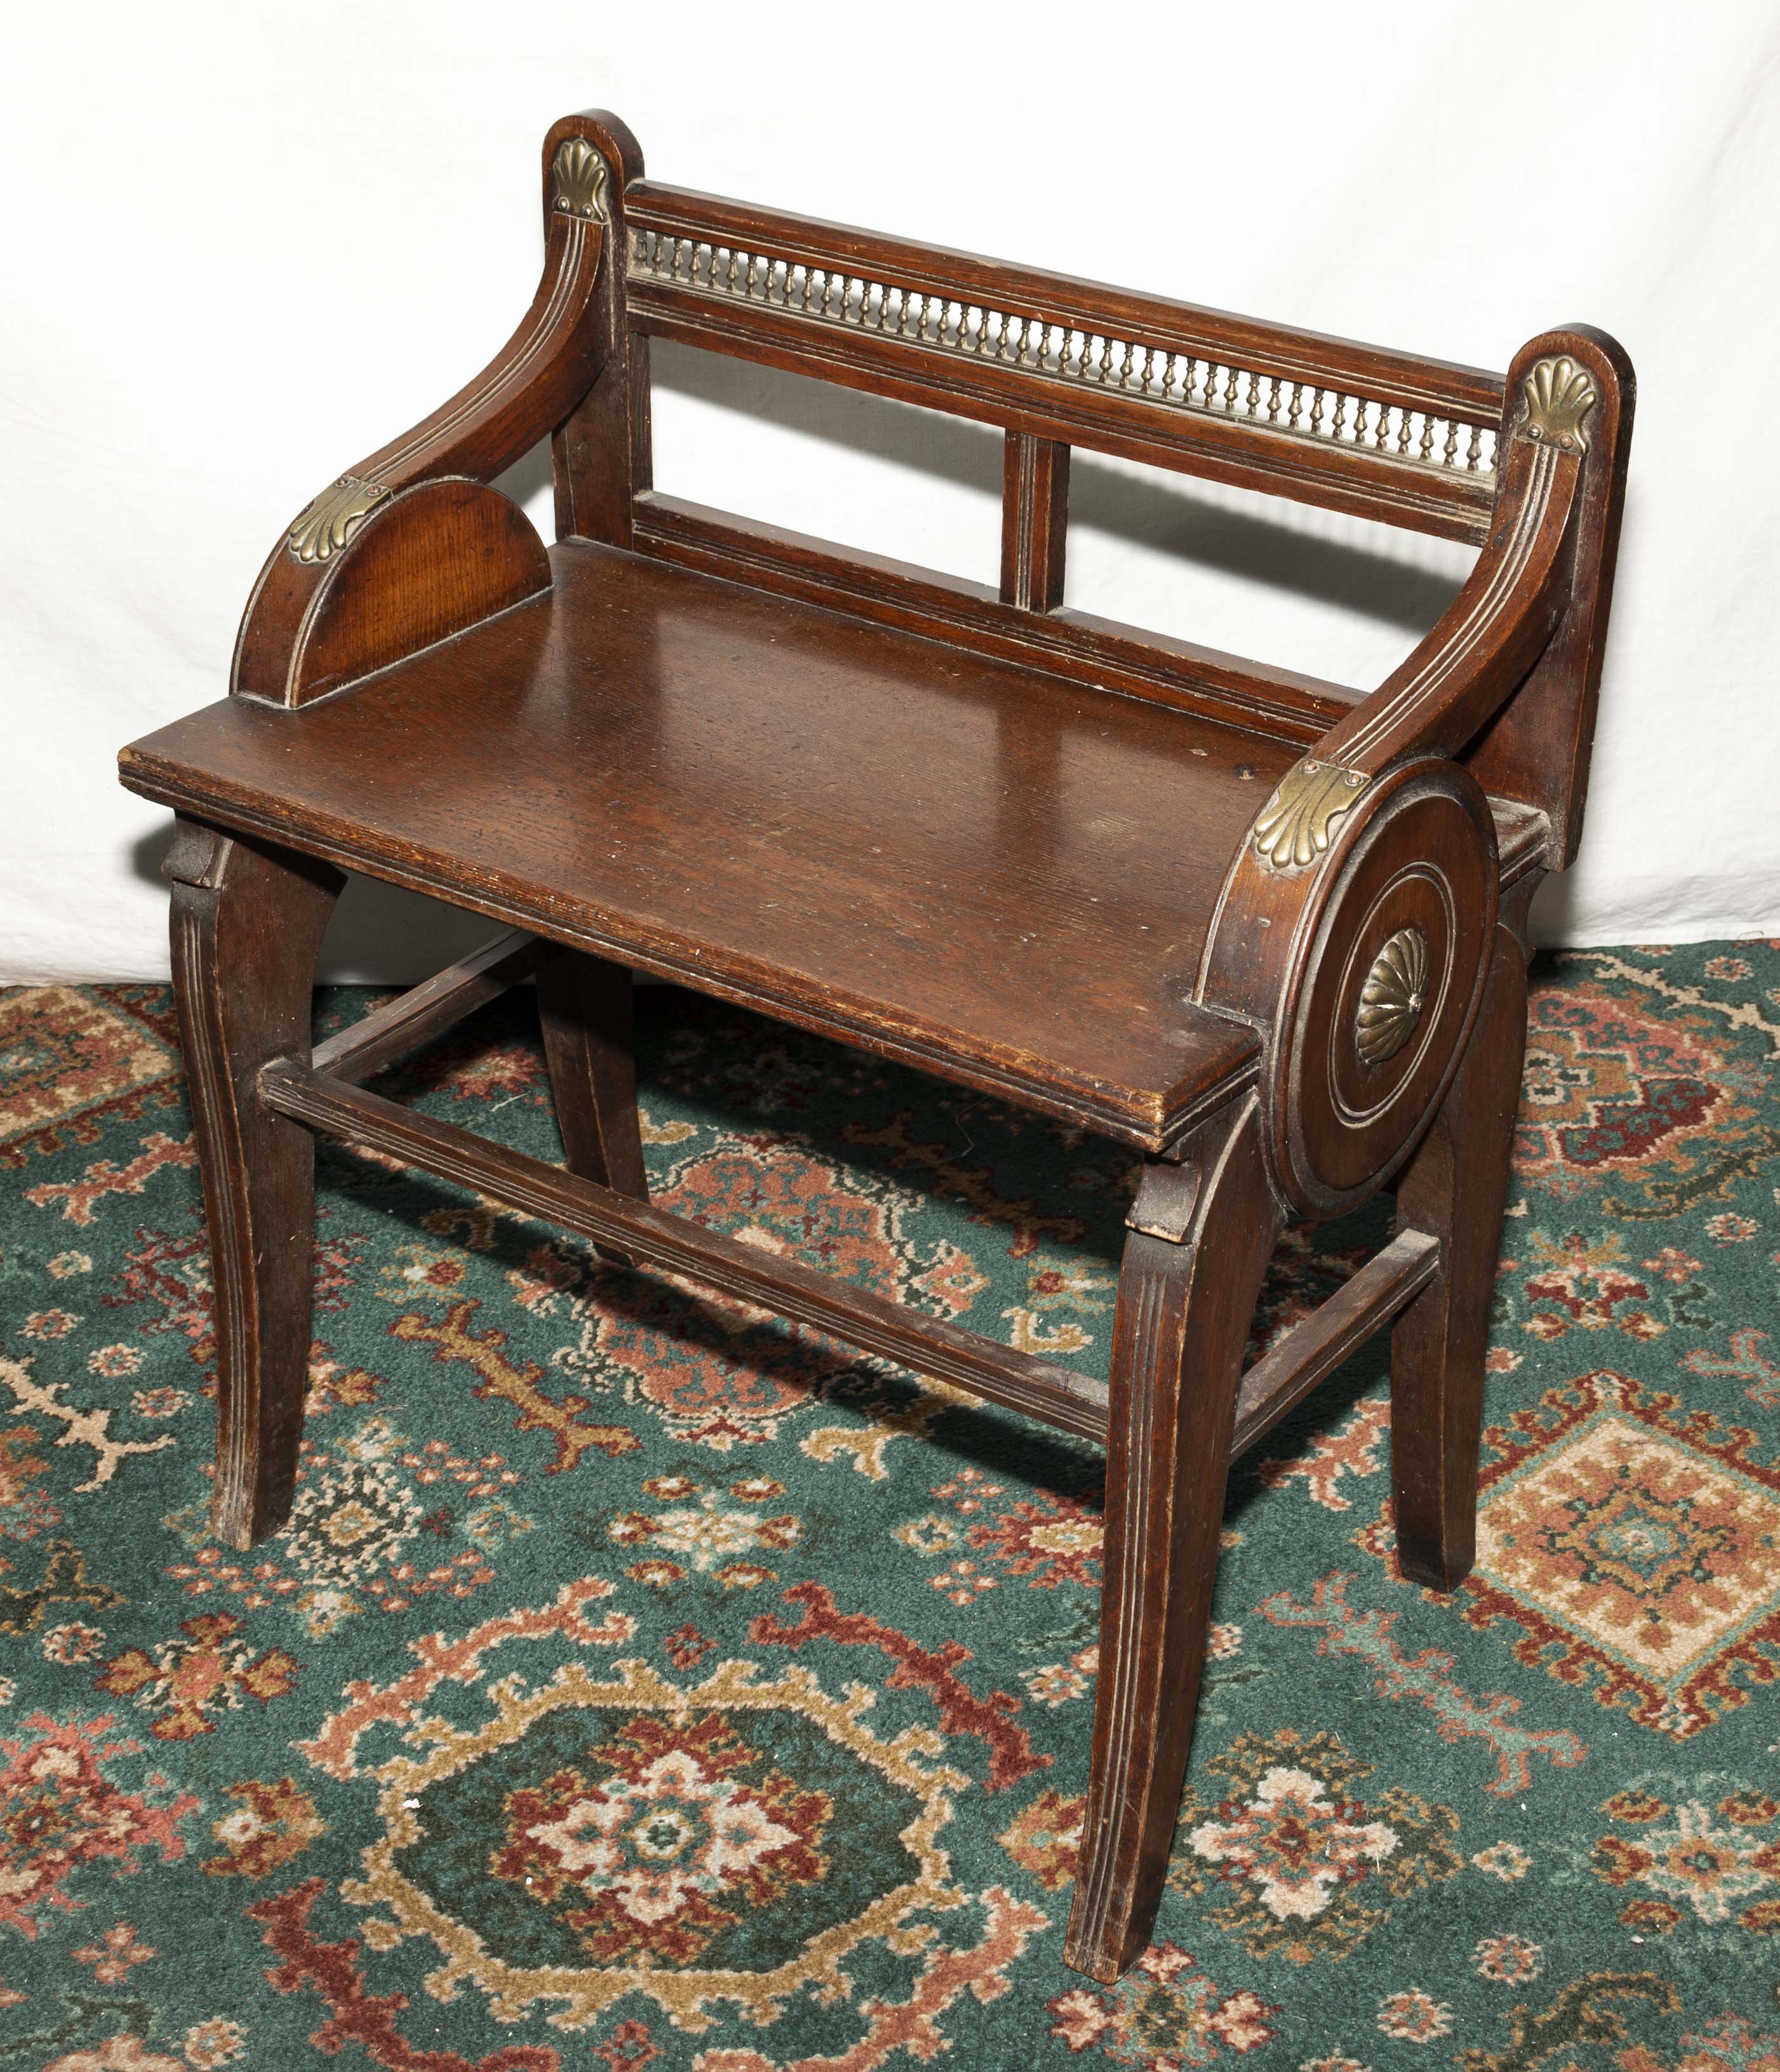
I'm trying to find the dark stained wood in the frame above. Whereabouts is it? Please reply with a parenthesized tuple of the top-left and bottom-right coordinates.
(1491, 795, 1551, 889)
(280, 480, 551, 708)
(1065, 1098, 1280, 1983)
(1389, 876, 1539, 1591)
(118, 112, 1636, 1993)
(632, 492, 1356, 743)
(629, 291, 1496, 544)
(1198, 758, 1501, 1219)
(550, 111, 653, 549)
(259, 1063, 1113, 1443)
(627, 182, 1506, 414)
(234, 112, 619, 708)
(1312, 431, 1584, 777)
(1001, 433, 1069, 611)
(625, 182, 1502, 543)
(164, 817, 344, 1548)
(1468, 327, 1636, 862)
(626, 183, 1506, 419)
(537, 947, 648, 1267)
(537, 949, 648, 1201)
(123, 541, 1275, 1153)
(1231, 1229, 1442, 1458)
(312, 929, 549, 1084)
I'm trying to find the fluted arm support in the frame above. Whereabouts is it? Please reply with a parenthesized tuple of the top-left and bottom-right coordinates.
(1247, 344, 1600, 873)
(232, 112, 636, 708)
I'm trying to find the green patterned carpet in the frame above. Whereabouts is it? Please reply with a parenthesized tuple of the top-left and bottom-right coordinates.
(1, 943, 1777, 2069)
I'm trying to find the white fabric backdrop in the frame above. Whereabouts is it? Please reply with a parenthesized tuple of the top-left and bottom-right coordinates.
(6, 0, 1778, 981)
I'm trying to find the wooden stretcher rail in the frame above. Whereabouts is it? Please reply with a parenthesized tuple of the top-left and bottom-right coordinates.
(258, 1063, 1115, 1445)
(287, 945, 1443, 1467)
(1230, 1230, 1442, 1456)
(312, 929, 550, 1084)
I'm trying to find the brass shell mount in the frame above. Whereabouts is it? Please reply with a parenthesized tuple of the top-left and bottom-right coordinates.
(551, 138, 610, 222)
(1252, 759, 1372, 871)
(1355, 926, 1429, 1067)
(287, 477, 390, 565)
(1514, 354, 1598, 455)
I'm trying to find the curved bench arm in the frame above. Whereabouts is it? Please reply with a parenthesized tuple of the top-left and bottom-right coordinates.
(1248, 342, 1602, 872)
(233, 111, 639, 707)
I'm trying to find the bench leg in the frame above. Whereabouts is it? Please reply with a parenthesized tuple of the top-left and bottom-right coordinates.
(537, 948, 648, 1263)
(1389, 908, 1531, 1591)
(165, 817, 344, 1551)
(1064, 1097, 1280, 1983)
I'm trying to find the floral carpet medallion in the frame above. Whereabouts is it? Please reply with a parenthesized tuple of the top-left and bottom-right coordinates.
(3, 942, 1780, 2065)
(1513, 956, 1779, 1218)
(335, 1650, 963, 2031)
(161, 1413, 521, 1637)
(1168, 1727, 1461, 1965)
(0, 1712, 197, 1935)
(1589, 1775, 1780, 1938)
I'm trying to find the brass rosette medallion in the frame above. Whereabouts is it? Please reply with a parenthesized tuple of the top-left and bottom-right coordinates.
(1355, 926, 1429, 1066)
(1268, 762, 1496, 1217)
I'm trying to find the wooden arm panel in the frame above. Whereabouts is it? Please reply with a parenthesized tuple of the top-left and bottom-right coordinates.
(624, 182, 1504, 543)
(232, 112, 630, 707)
(630, 490, 1360, 744)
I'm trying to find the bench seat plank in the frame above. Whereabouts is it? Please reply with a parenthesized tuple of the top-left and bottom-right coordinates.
(121, 539, 1302, 1147)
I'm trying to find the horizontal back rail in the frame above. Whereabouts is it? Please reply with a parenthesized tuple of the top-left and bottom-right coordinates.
(630, 492, 1359, 745)
(625, 182, 1506, 545)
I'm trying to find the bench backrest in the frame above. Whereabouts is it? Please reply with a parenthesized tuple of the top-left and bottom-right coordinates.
(549, 115, 1630, 861)
(624, 185, 1504, 545)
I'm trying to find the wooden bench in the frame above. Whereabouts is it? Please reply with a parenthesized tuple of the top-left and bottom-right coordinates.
(117, 111, 1634, 1984)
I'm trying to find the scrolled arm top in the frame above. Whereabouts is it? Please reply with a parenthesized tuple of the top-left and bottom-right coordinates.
(233, 115, 635, 707)
(1245, 340, 1613, 875)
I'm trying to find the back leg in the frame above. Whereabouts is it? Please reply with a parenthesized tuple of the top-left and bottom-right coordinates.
(1389, 903, 1532, 1590)
(165, 816, 344, 1549)
(537, 947, 647, 1263)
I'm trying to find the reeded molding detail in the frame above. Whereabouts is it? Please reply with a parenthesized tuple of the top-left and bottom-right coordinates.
(551, 139, 610, 222)
(1252, 760, 1372, 871)
(1514, 354, 1597, 454)
(287, 476, 389, 564)
(1356, 926, 1429, 1066)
